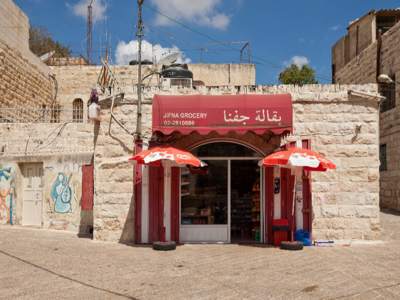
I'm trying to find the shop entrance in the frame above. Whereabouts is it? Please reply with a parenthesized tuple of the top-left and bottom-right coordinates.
(180, 142, 265, 243)
(230, 160, 261, 243)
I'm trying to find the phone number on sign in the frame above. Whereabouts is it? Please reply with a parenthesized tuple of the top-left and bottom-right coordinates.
(164, 120, 195, 126)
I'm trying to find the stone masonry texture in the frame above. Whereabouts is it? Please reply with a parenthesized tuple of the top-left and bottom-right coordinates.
(334, 18, 400, 213)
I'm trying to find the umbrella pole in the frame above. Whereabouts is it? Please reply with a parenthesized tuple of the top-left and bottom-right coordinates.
(291, 174, 296, 243)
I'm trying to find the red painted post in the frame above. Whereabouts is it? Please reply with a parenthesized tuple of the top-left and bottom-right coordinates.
(81, 165, 94, 210)
(266, 167, 274, 244)
(134, 140, 143, 244)
(170, 167, 180, 243)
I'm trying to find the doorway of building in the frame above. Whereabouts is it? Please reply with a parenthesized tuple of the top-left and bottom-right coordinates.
(179, 142, 265, 243)
(22, 163, 43, 226)
(230, 160, 261, 243)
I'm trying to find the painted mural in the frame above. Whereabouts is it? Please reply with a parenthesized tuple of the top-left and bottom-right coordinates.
(44, 171, 81, 228)
(0, 162, 17, 224)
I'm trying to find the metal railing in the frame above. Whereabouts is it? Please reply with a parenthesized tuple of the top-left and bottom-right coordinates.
(0, 106, 92, 123)
(0, 136, 95, 156)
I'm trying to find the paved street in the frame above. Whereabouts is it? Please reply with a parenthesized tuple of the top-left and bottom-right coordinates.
(1, 209, 400, 300)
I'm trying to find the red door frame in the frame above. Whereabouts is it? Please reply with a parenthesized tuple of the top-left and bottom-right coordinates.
(134, 140, 143, 244)
(302, 139, 312, 235)
(171, 167, 180, 243)
(265, 167, 274, 244)
(148, 165, 164, 243)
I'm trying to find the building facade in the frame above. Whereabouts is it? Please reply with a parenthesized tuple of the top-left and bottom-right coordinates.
(332, 9, 400, 212)
(0, 83, 382, 243)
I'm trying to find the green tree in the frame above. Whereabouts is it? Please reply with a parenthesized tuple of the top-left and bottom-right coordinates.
(278, 63, 318, 85)
(29, 24, 72, 58)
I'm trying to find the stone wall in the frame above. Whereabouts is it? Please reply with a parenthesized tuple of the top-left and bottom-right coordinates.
(0, 0, 51, 75)
(90, 84, 380, 242)
(0, 38, 54, 109)
(51, 63, 256, 111)
(0, 0, 53, 109)
(0, 84, 381, 242)
(348, 10, 376, 62)
(335, 20, 400, 212)
(0, 122, 95, 232)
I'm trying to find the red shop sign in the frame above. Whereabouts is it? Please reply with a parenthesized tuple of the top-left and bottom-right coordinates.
(152, 94, 293, 135)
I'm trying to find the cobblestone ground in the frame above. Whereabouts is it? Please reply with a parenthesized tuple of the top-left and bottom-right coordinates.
(1, 209, 400, 300)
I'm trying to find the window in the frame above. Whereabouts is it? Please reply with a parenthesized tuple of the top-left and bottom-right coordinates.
(380, 144, 387, 171)
(379, 76, 396, 113)
(376, 15, 396, 36)
(73, 99, 84, 122)
(181, 160, 228, 225)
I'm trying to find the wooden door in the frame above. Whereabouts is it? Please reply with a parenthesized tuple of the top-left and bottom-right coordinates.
(22, 164, 43, 226)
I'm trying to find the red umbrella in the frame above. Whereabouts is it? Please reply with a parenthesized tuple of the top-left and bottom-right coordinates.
(129, 145, 207, 168)
(259, 147, 336, 245)
(258, 147, 335, 171)
(129, 145, 207, 246)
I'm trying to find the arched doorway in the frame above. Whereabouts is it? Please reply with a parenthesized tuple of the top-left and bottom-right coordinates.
(179, 142, 266, 244)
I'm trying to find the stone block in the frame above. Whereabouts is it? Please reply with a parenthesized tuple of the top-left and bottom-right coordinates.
(355, 206, 379, 218)
(338, 169, 369, 182)
(344, 219, 369, 230)
(343, 230, 363, 239)
(94, 204, 121, 218)
(363, 230, 380, 240)
(340, 157, 380, 169)
(368, 169, 380, 182)
(370, 218, 380, 231)
(337, 193, 365, 205)
(338, 206, 357, 218)
(321, 206, 338, 218)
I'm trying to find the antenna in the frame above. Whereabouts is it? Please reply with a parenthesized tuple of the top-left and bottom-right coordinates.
(87, 0, 93, 65)
(158, 52, 181, 64)
(203, 41, 250, 64)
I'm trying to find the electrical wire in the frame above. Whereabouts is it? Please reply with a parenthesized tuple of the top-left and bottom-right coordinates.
(145, 22, 333, 82)
(143, 5, 333, 82)
(33, 74, 58, 123)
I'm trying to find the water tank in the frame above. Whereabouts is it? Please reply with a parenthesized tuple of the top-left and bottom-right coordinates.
(161, 64, 193, 79)
(129, 59, 153, 65)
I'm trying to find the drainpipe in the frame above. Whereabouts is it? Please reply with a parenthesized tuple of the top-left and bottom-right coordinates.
(376, 29, 382, 83)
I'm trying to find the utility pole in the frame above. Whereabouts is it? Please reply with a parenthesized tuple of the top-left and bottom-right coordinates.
(134, 0, 145, 245)
(135, 0, 145, 139)
(87, 0, 93, 65)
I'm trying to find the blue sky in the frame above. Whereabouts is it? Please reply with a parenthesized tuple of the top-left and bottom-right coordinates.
(15, 0, 400, 85)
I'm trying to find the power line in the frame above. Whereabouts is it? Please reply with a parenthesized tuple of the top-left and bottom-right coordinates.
(143, 4, 332, 82)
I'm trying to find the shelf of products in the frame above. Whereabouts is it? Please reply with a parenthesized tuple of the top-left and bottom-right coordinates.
(181, 161, 228, 225)
(251, 178, 261, 240)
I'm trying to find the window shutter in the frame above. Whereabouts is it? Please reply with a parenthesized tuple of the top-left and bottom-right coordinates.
(81, 164, 94, 210)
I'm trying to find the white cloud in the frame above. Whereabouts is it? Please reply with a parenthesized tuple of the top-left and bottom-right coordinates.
(283, 56, 310, 67)
(329, 25, 340, 31)
(66, 0, 107, 21)
(298, 38, 305, 42)
(115, 39, 191, 65)
(149, 0, 232, 30)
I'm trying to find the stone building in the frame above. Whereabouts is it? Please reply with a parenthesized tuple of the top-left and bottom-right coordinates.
(0, 82, 382, 243)
(332, 9, 400, 212)
(0, 0, 382, 244)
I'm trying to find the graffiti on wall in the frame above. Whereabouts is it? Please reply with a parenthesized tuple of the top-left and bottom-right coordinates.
(45, 172, 81, 223)
(0, 163, 17, 223)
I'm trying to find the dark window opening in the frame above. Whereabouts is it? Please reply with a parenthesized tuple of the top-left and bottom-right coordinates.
(379, 76, 396, 113)
(73, 99, 84, 122)
(376, 15, 396, 36)
(380, 144, 387, 171)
